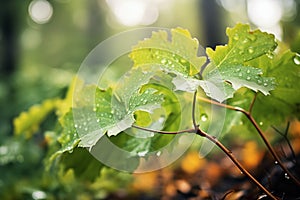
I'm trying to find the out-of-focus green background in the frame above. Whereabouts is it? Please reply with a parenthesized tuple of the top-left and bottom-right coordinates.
(1, 0, 300, 199)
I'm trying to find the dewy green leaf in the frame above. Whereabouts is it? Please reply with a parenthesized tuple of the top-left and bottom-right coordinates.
(129, 27, 207, 77)
(206, 23, 277, 68)
(200, 24, 278, 101)
(51, 110, 80, 160)
(78, 68, 164, 148)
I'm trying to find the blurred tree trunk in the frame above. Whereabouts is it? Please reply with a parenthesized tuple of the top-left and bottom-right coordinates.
(199, 0, 226, 48)
(0, 1, 23, 75)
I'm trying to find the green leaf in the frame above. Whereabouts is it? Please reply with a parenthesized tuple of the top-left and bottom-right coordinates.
(50, 110, 81, 161)
(130, 27, 207, 77)
(206, 23, 277, 68)
(199, 24, 278, 101)
(78, 69, 164, 147)
(13, 98, 60, 138)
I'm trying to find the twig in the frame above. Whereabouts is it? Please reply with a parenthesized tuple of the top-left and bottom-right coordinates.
(132, 124, 278, 199)
(197, 96, 300, 187)
(272, 122, 297, 164)
(196, 128, 279, 200)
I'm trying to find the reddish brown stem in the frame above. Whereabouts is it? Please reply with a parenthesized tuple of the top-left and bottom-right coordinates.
(198, 96, 300, 187)
(132, 124, 279, 199)
(196, 128, 279, 200)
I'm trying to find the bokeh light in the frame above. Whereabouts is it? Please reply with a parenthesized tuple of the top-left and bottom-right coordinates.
(28, 0, 53, 24)
(106, 0, 159, 27)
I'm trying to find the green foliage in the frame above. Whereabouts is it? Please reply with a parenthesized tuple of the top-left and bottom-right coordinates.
(9, 23, 300, 198)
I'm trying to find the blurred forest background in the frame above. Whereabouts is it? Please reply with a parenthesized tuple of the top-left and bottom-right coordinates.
(1, 0, 300, 199)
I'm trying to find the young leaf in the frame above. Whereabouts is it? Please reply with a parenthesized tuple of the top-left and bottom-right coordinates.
(206, 23, 277, 68)
(201, 24, 278, 101)
(129, 27, 207, 77)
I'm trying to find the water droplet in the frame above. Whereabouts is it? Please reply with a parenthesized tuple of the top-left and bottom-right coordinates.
(247, 34, 256, 41)
(240, 171, 244, 174)
(84, 127, 88, 131)
(238, 72, 243, 77)
(242, 38, 249, 43)
(200, 113, 208, 122)
(233, 34, 239, 40)
(239, 51, 244, 55)
(236, 68, 241, 72)
(275, 161, 278, 165)
(143, 99, 148, 104)
(293, 53, 300, 65)
(137, 150, 148, 157)
(74, 124, 78, 128)
(246, 69, 250, 74)
(93, 107, 97, 112)
(246, 76, 251, 80)
(284, 173, 290, 179)
(266, 52, 274, 59)
(259, 121, 263, 126)
(248, 48, 254, 54)
(161, 58, 167, 64)
(83, 122, 87, 126)
(263, 83, 268, 86)
(156, 151, 161, 156)
(96, 119, 100, 123)
(180, 59, 187, 64)
(168, 60, 172, 65)
(257, 79, 262, 85)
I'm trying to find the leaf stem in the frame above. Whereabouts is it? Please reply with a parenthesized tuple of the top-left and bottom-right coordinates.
(197, 96, 300, 187)
(131, 125, 195, 134)
(192, 91, 198, 129)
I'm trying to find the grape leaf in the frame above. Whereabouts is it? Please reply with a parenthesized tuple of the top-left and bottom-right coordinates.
(200, 24, 278, 101)
(78, 69, 164, 147)
(206, 23, 277, 68)
(129, 27, 207, 77)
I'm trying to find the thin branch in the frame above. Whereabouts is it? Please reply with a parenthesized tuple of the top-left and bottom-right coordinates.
(192, 91, 198, 129)
(132, 124, 195, 134)
(196, 128, 279, 200)
(272, 122, 297, 164)
(248, 93, 257, 114)
(198, 96, 300, 187)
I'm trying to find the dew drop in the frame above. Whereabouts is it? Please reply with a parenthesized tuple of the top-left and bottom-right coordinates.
(263, 83, 268, 86)
(248, 48, 254, 54)
(84, 127, 88, 131)
(257, 79, 262, 85)
(247, 34, 256, 41)
(266, 52, 274, 59)
(233, 34, 239, 40)
(242, 38, 249, 43)
(180, 59, 187, 64)
(259, 121, 263, 126)
(161, 58, 167, 64)
(200, 113, 208, 122)
(93, 107, 97, 112)
(284, 173, 290, 179)
(156, 151, 162, 156)
(236, 68, 241, 72)
(275, 161, 278, 165)
(74, 124, 78, 128)
(246, 69, 250, 74)
(143, 99, 148, 104)
(238, 72, 243, 77)
(246, 76, 251, 80)
(168, 60, 172, 65)
(96, 119, 100, 123)
(293, 53, 300, 65)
